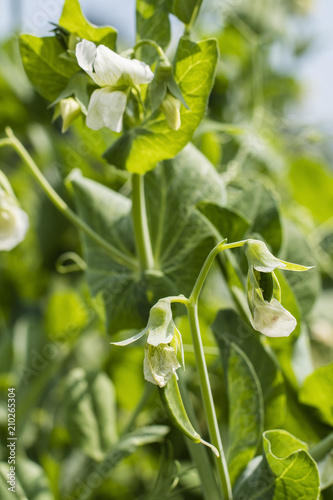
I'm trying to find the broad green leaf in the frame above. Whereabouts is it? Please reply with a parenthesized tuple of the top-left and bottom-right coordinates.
(19, 35, 78, 102)
(289, 157, 333, 223)
(227, 179, 282, 254)
(104, 37, 218, 174)
(136, 0, 171, 63)
(69, 143, 226, 334)
(0, 459, 52, 500)
(213, 309, 286, 430)
(279, 221, 320, 316)
(64, 368, 117, 461)
(299, 362, 333, 427)
(219, 338, 264, 485)
(59, 0, 117, 48)
(234, 430, 320, 500)
(196, 202, 250, 243)
(172, 0, 202, 24)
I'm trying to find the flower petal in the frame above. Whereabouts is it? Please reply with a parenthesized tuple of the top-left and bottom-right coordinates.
(147, 300, 175, 346)
(93, 44, 154, 87)
(144, 344, 181, 387)
(251, 294, 297, 337)
(0, 197, 29, 251)
(76, 39, 97, 80)
(278, 260, 314, 272)
(86, 88, 127, 132)
(110, 328, 148, 346)
(245, 239, 285, 272)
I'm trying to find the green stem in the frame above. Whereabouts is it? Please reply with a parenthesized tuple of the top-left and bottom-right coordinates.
(190, 240, 247, 303)
(132, 173, 155, 270)
(309, 432, 333, 462)
(2, 128, 138, 272)
(133, 39, 166, 59)
(184, 0, 203, 36)
(187, 303, 232, 500)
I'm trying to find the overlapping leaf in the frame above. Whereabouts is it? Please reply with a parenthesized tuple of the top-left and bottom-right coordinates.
(68, 143, 226, 334)
(234, 430, 320, 500)
(218, 337, 264, 485)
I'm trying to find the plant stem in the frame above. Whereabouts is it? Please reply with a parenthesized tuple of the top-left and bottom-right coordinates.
(184, 239, 248, 498)
(132, 173, 155, 270)
(184, 0, 203, 36)
(2, 128, 138, 272)
(190, 240, 247, 303)
(187, 302, 233, 500)
(133, 39, 166, 59)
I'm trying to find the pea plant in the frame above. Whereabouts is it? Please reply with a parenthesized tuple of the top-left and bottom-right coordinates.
(0, 0, 333, 499)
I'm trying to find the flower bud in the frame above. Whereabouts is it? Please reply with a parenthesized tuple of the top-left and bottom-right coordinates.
(160, 93, 181, 131)
(59, 98, 81, 132)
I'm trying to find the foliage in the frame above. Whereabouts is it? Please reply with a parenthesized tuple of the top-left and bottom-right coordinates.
(0, 0, 332, 499)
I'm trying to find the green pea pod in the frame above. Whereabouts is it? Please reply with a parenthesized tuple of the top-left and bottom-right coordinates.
(159, 374, 219, 456)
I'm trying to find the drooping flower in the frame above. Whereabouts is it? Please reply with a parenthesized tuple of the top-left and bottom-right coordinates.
(0, 173, 29, 251)
(244, 239, 312, 337)
(75, 40, 154, 132)
(111, 299, 184, 387)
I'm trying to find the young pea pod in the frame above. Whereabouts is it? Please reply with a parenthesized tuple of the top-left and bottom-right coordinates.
(159, 374, 219, 457)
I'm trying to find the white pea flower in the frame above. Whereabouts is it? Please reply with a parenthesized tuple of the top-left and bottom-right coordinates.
(76, 40, 154, 132)
(111, 299, 184, 387)
(0, 176, 29, 251)
(245, 239, 312, 337)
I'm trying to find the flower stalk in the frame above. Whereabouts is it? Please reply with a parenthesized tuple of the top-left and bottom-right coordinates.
(1, 128, 139, 271)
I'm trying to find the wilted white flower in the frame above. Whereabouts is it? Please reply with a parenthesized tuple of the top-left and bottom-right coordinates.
(76, 40, 154, 132)
(0, 179, 29, 251)
(111, 299, 184, 387)
(245, 239, 312, 337)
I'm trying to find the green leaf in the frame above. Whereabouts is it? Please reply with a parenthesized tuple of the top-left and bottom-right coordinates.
(59, 0, 117, 48)
(280, 221, 320, 316)
(104, 37, 219, 174)
(227, 179, 282, 254)
(172, 0, 202, 24)
(213, 309, 286, 431)
(69, 143, 226, 334)
(196, 202, 250, 243)
(0, 458, 53, 499)
(19, 35, 78, 102)
(136, 0, 171, 63)
(219, 337, 264, 486)
(64, 368, 117, 461)
(234, 430, 320, 500)
(299, 362, 333, 427)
